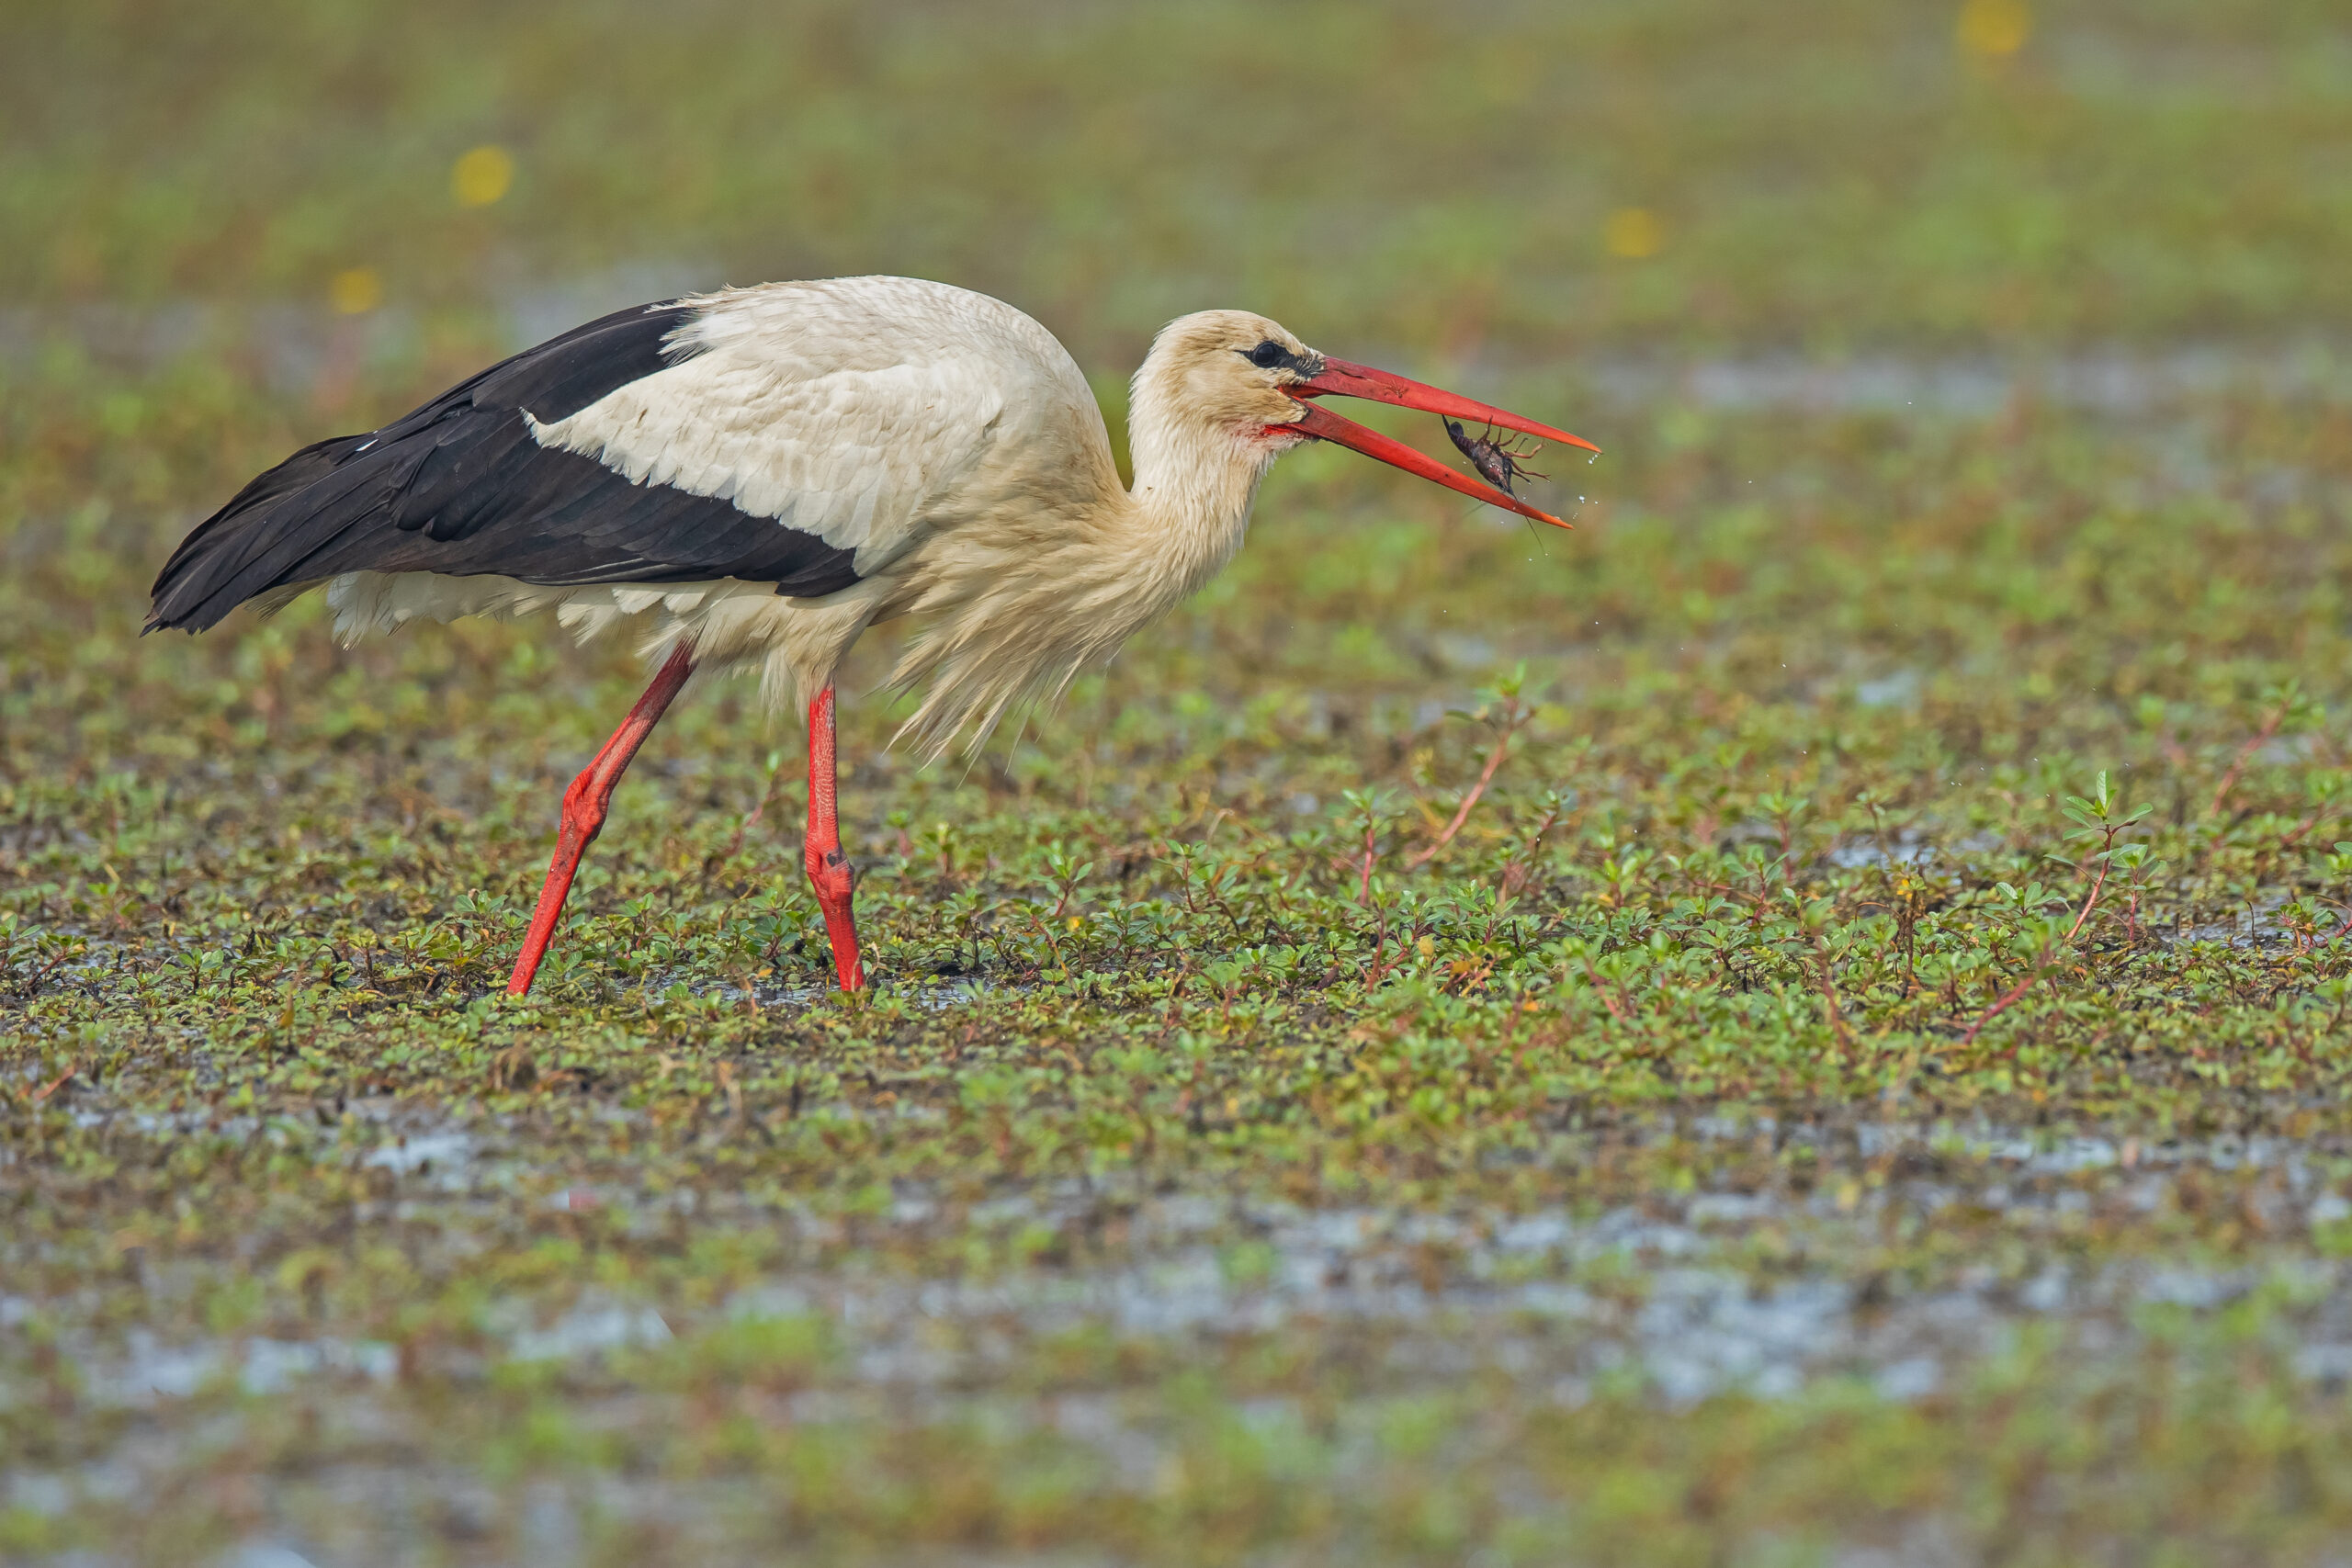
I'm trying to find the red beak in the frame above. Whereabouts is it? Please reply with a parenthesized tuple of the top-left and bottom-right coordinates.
(1275, 356, 1598, 529)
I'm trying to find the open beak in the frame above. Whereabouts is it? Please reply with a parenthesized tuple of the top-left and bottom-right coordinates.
(1277, 356, 1599, 528)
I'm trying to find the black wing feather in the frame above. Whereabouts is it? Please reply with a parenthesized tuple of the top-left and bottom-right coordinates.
(148, 300, 864, 633)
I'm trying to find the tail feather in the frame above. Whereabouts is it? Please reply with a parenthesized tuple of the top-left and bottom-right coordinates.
(147, 434, 371, 631)
(143, 297, 866, 636)
(147, 435, 429, 633)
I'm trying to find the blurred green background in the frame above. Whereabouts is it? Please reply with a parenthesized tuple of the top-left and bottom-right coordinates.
(11, 0, 2350, 355)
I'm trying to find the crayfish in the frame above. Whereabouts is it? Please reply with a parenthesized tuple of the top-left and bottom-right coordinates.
(1444, 419, 1548, 496)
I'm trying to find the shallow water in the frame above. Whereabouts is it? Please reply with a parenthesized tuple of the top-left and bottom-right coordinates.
(22, 1112, 2352, 1424)
(17, 1146, 2352, 1566)
(12, 298, 2351, 417)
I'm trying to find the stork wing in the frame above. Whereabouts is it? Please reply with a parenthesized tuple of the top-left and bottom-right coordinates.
(533, 279, 1018, 580)
(149, 280, 1017, 633)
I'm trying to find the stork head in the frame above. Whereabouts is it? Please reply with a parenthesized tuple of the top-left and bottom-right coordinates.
(1133, 309, 1598, 528)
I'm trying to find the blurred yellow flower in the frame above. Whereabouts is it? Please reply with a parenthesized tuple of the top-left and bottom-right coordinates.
(1603, 208, 1664, 260)
(328, 266, 382, 315)
(1957, 0, 2030, 58)
(451, 144, 515, 208)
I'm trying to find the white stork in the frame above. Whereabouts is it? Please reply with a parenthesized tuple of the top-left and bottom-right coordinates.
(149, 276, 1595, 995)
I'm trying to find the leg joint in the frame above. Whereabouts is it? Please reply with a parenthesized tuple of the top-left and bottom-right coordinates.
(806, 841, 854, 899)
(560, 780, 610, 839)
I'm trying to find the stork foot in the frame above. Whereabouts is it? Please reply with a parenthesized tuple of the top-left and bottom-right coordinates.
(804, 682, 866, 991)
(806, 842, 865, 990)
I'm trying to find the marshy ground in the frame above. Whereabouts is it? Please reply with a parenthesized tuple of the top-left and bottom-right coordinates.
(9, 4, 2352, 1563)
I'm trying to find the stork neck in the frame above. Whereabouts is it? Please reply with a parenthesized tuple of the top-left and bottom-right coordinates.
(1121, 385, 1276, 587)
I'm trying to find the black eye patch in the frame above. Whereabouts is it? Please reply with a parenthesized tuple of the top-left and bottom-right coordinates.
(1241, 340, 1291, 370)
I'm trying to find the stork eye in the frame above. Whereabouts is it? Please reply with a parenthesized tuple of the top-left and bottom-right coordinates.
(1243, 340, 1288, 370)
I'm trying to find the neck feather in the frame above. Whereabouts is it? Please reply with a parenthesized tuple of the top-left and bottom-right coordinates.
(880, 357, 1278, 757)
(1120, 366, 1279, 592)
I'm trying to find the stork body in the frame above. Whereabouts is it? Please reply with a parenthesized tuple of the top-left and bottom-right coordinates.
(151, 276, 1592, 994)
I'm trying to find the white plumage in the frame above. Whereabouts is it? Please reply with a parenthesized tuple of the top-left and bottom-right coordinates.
(531, 279, 1035, 569)
(154, 274, 1593, 992)
(322, 277, 1250, 753)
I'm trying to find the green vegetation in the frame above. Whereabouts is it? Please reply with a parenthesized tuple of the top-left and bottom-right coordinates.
(8, 2, 2352, 1562)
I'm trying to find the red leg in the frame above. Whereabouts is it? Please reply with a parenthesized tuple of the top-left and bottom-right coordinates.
(506, 643, 695, 997)
(805, 682, 865, 990)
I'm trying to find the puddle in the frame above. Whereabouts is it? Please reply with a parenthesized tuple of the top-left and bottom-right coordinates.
(71, 1329, 401, 1405)
(674, 1176, 2352, 1411)
(17, 1108, 2352, 1438)
(2173, 890, 2300, 950)
(16, 1113, 2352, 1562)
(908, 976, 1014, 1010)
(1824, 835, 1934, 870)
(359, 1127, 472, 1175)
(507, 1302, 672, 1362)
(32, 1138, 2352, 1417)
(659, 973, 821, 1009)
(1578, 344, 2352, 415)
(220, 1546, 326, 1568)
(43, 1293, 671, 1409)
(671, 970, 1023, 1011)
(16, 299, 2349, 418)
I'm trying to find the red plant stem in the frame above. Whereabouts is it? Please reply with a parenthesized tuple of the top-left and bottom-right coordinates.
(2208, 700, 2290, 818)
(1407, 714, 1522, 871)
(1810, 931, 1850, 1045)
(1498, 802, 1564, 904)
(2278, 809, 2329, 851)
(1960, 972, 2040, 1047)
(2064, 852, 2112, 945)
(1363, 905, 1394, 986)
